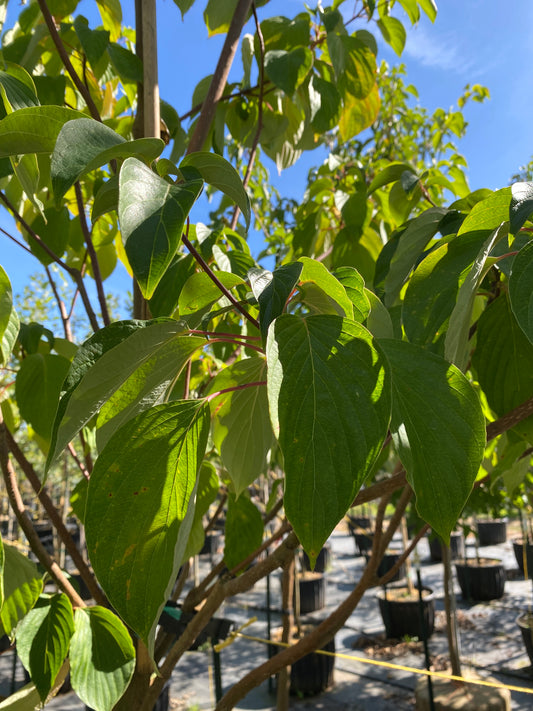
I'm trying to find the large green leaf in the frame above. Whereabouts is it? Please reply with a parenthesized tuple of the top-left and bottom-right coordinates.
(0, 68, 39, 112)
(118, 157, 203, 299)
(0, 265, 19, 366)
(95, 331, 205, 449)
(204, 0, 238, 35)
(26, 206, 70, 265)
(70, 606, 135, 711)
(178, 271, 246, 315)
(15, 354, 70, 443)
(509, 239, 533, 344)
(327, 34, 376, 99)
(52, 118, 164, 200)
(0, 106, 86, 157)
(16, 594, 74, 702)
(377, 16, 406, 56)
(402, 231, 489, 345)
(224, 494, 264, 571)
(367, 162, 415, 194)
(383, 207, 447, 306)
(208, 357, 272, 495)
(182, 462, 219, 560)
(85, 400, 210, 656)
(333, 267, 370, 322)
(298, 257, 353, 318)
(0, 543, 43, 636)
(264, 47, 313, 96)
(0, 537, 3, 610)
(249, 262, 303, 342)
(379, 339, 485, 541)
(444, 223, 507, 370)
(180, 151, 251, 229)
(456, 188, 511, 237)
(47, 321, 202, 471)
(472, 293, 533, 441)
(148, 254, 196, 317)
(267, 314, 391, 562)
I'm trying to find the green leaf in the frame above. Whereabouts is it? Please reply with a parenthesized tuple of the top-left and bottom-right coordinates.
(148, 254, 196, 318)
(0, 664, 69, 710)
(264, 47, 313, 96)
(16, 594, 74, 702)
(92, 174, 119, 221)
(0, 69, 39, 112)
(0, 543, 43, 636)
(298, 257, 354, 318)
(367, 162, 416, 195)
(249, 262, 303, 341)
(444, 223, 507, 370)
(327, 34, 376, 99)
(457, 188, 511, 237)
(180, 151, 251, 228)
(0, 537, 3, 610)
(26, 206, 70, 265)
(85, 400, 210, 656)
(472, 293, 533, 441)
(182, 462, 219, 559)
(95, 331, 205, 449)
(73, 16, 110, 78)
(267, 314, 391, 562)
(384, 207, 447, 306)
(510, 181, 533, 235)
(377, 16, 406, 56)
(118, 157, 203, 299)
(402, 231, 488, 346)
(107, 42, 143, 83)
(509, 240, 533, 344)
(224, 494, 263, 571)
(173, 0, 196, 18)
(70, 606, 135, 711)
(52, 119, 164, 200)
(309, 75, 341, 132)
(0, 106, 86, 157)
(365, 289, 394, 339)
(47, 320, 202, 471)
(338, 84, 381, 142)
(96, 0, 122, 42)
(15, 354, 70, 442)
(204, 0, 238, 35)
(379, 339, 485, 541)
(0, 265, 19, 366)
(178, 271, 246, 315)
(418, 0, 437, 21)
(333, 267, 370, 322)
(208, 357, 272, 495)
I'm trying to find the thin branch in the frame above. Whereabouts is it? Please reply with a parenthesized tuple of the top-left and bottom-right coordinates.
(486, 394, 533, 441)
(45, 266, 72, 341)
(67, 443, 90, 481)
(0, 419, 85, 608)
(74, 182, 110, 325)
(187, 0, 254, 153)
(207, 381, 267, 402)
(0, 225, 33, 254)
(5, 425, 106, 604)
(182, 233, 260, 330)
(230, 2, 265, 230)
(36, 0, 101, 121)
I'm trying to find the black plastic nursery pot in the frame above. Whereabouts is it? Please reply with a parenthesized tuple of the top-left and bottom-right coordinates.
(158, 601, 234, 650)
(517, 612, 533, 666)
(297, 571, 326, 614)
(375, 551, 406, 582)
(302, 544, 331, 573)
(428, 531, 465, 562)
(353, 531, 374, 556)
(513, 539, 533, 577)
(476, 519, 507, 546)
(273, 626, 335, 696)
(199, 530, 223, 556)
(454, 558, 506, 601)
(347, 515, 371, 532)
(376, 586, 435, 641)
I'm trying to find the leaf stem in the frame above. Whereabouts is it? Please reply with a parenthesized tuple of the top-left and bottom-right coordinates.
(206, 380, 267, 402)
(74, 182, 111, 326)
(181, 233, 260, 330)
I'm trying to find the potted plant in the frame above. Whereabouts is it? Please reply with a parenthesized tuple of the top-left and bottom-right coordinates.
(454, 556, 506, 601)
(376, 583, 435, 641)
(428, 529, 465, 562)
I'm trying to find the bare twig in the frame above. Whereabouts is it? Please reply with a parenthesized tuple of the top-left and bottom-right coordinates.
(45, 266, 73, 341)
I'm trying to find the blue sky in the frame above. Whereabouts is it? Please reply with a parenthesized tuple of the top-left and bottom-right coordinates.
(2, 0, 533, 301)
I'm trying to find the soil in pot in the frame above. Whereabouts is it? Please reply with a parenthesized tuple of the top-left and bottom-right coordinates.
(513, 539, 533, 577)
(477, 519, 507, 546)
(297, 571, 326, 614)
(272, 625, 335, 696)
(376, 586, 435, 641)
(454, 558, 506, 601)
(302, 544, 331, 573)
(428, 530, 465, 562)
(517, 612, 533, 666)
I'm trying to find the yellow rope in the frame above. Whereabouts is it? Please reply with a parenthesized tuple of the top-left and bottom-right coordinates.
(232, 631, 533, 696)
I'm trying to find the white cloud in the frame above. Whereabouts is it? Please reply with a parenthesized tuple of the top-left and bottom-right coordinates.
(403, 25, 476, 75)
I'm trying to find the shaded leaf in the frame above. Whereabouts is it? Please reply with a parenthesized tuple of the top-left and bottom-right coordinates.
(182, 462, 220, 559)
(509, 239, 533, 344)
(118, 157, 203, 299)
(379, 339, 485, 542)
(267, 314, 391, 562)
(299, 257, 353, 318)
(208, 357, 271, 495)
(85, 400, 210, 656)
(52, 118, 164, 200)
(0, 266, 19, 366)
(0, 106, 86, 157)
(249, 262, 302, 341)
(332, 266, 370, 322)
(16, 594, 74, 702)
(70, 606, 135, 711)
(224, 494, 263, 571)
(178, 271, 246, 315)
(264, 47, 313, 96)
